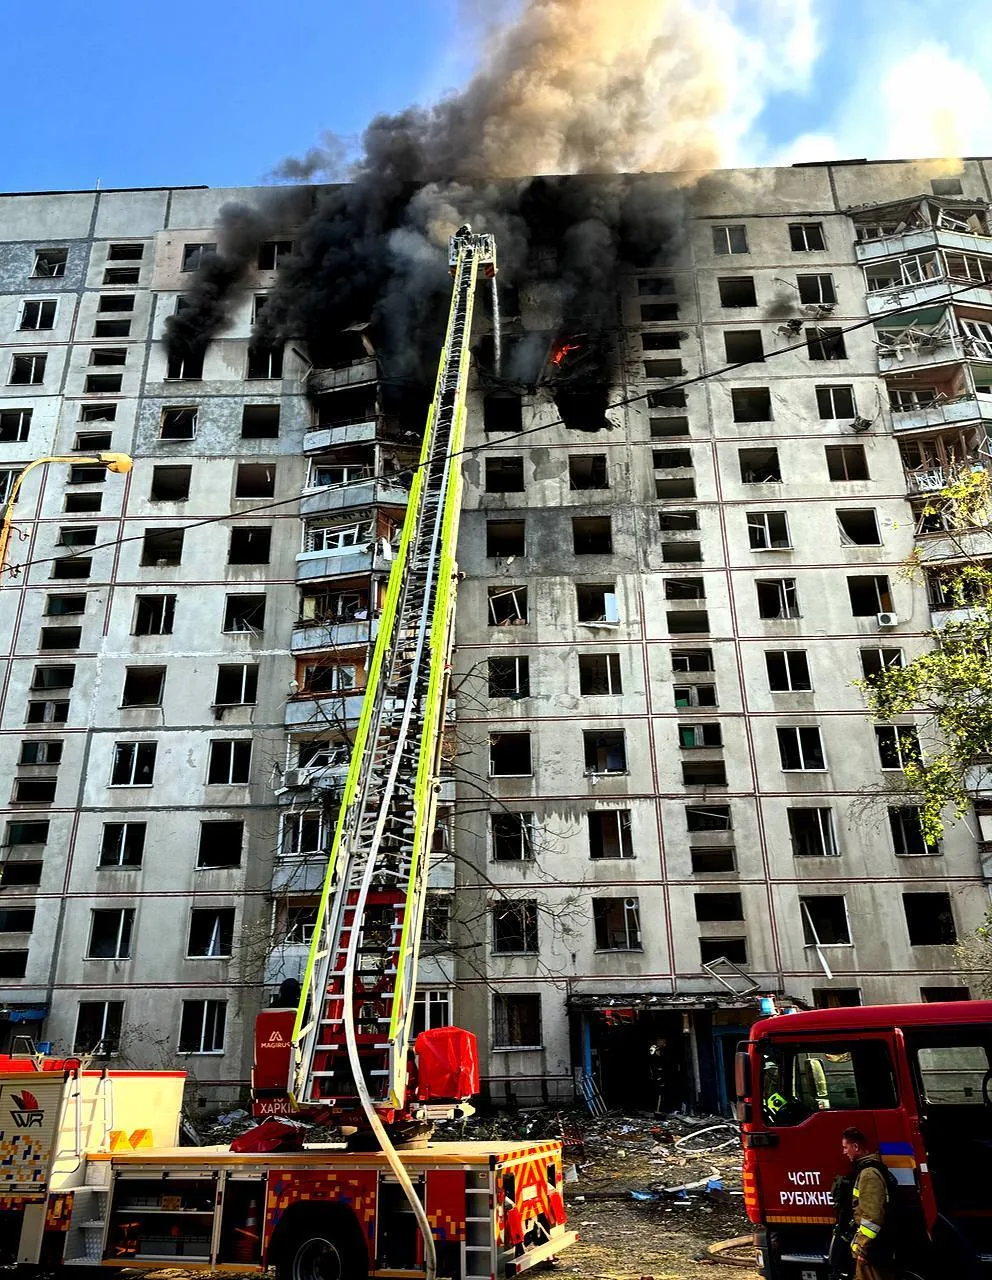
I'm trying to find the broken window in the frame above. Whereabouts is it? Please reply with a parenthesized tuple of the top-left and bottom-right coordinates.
(739, 447, 781, 483)
(656, 476, 696, 499)
(700, 937, 747, 964)
(647, 389, 687, 410)
(247, 345, 283, 379)
(485, 455, 525, 492)
(166, 350, 203, 380)
(51, 556, 91, 579)
(653, 448, 692, 469)
(20, 299, 56, 330)
(667, 609, 709, 634)
(215, 664, 258, 706)
(492, 812, 535, 862)
(486, 520, 525, 557)
(90, 347, 126, 368)
(84, 372, 122, 394)
(182, 243, 216, 271)
(281, 810, 325, 857)
(676, 670, 728, 723)
(160, 407, 197, 440)
(45, 594, 85, 617)
(555, 387, 610, 433)
(756, 578, 800, 620)
(0, 408, 31, 442)
(695, 892, 743, 922)
(26, 700, 69, 724)
(825, 444, 868, 481)
(920, 987, 969, 1002)
(642, 332, 682, 351)
(107, 242, 144, 261)
(572, 516, 612, 554)
(889, 806, 938, 857)
(662, 540, 702, 564)
(797, 274, 836, 305)
(691, 847, 736, 873)
(837, 509, 880, 546)
(39, 625, 81, 650)
(641, 303, 679, 322)
(488, 656, 530, 698)
(207, 739, 252, 785)
(651, 416, 689, 439)
(578, 653, 622, 695)
(73, 1001, 124, 1055)
(718, 277, 757, 308)
(187, 907, 235, 957)
(812, 989, 863, 1009)
(665, 577, 705, 600)
(150, 466, 192, 502)
(637, 276, 674, 295)
(179, 1000, 227, 1053)
(490, 732, 532, 776)
(235, 463, 275, 498)
(99, 822, 145, 868)
(110, 741, 157, 786)
(11, 776, 57, 805)
(860, 647, 903, 680)
(931, 178, 964, 196)
(483, 394, 523, 432)
(789, 223, 826, 252)
(88, 908, 134, 959)
(133, 595, 175, 636)
(747, 511, 791, 550)
(683, 760, 727, 785)
(731, 387, 772, 422)
(242, 403, 280, 438)
(686, 804, 731, 832)
(3, 819, 48, 845)
(491, 901, 538, 953)
(583, 729, 626, 774)
(801, 896, 850, 945)
(903, 893, 957, 945)
(300, 661, 357, 694)
(875, 725, 919, 770)
(568, 454, 608, 489)
(141, 529, 184, 566)
(672, 648, 714, 672)
(816, 385, 856, 420)
(712, 225, 748, 255)
(766, 649, 811, 692)
(492, 993, 541, 1048)
(97, 294, 134, 313)
(487, 585, 528, 625)
(9, 353, 46, 385)
(847, 575, 892, 616)
(777, 725, 826, 770)
(32, 247, 67, 278)
(658, 510, 699, 532)
(80, 403, 117, 423)
(593, 897, 642, 950)
(94, 317, 131, 337)
(257, 239, 293, 270)
(74, 429, 112, 451)
(724, 330, 764, 362)
(228, 527, 271, 565)
(576, 583, 618, 624)
(588, 810, 633, 859)
(644, 358, 684, 378)
(64, 494, 102, 515)
(806, 327, 846, 361)
(31, 665, 74, 691)
(788, 808, 838, 857)
(679, 722, 722, 748)
(121, 667, 166, 708)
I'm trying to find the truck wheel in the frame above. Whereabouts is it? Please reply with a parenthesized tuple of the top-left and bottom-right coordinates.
(277, 1223, 368, 1280)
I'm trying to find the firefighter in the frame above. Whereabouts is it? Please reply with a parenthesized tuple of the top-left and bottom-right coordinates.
(840, 1127, 895, 1280)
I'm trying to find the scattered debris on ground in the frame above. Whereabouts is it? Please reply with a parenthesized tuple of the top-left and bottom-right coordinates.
(438, 1106, 759, 1278)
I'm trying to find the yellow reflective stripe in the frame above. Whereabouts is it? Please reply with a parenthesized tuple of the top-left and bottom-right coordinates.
(859, 1223, 880, 1238)
(852, 1187, 860, 1198)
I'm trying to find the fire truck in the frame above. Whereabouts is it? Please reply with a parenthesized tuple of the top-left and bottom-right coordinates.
(736, 999, 992, 1279)
(0, 227, 576, 1279)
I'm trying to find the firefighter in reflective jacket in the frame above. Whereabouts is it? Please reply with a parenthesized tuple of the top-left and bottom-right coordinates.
(841, 1127, 895, 1280)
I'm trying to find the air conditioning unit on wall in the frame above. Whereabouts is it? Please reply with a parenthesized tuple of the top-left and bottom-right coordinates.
(876, 612, 899, 628)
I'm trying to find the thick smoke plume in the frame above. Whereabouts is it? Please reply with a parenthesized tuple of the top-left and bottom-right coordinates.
(172, 0, 733, 380)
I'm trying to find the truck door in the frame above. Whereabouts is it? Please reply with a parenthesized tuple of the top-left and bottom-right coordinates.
(753, 1037, 903, 1249)
(903, 1025, 992, 1264)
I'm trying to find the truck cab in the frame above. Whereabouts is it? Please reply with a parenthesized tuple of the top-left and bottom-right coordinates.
(736, 1000, 992, 1279)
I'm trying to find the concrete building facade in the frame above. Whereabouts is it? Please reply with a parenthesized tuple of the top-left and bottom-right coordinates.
(0, 160, 989, 1114)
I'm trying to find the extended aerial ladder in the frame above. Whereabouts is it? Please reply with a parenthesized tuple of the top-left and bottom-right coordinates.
(288, 226, 496, 1121)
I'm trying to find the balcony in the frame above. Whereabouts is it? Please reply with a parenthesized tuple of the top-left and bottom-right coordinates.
(867, 276, 992, 315)
(284, 691, 366, 728)
(856, 225, 992, 265)
(292, 616, 381, 652)
(264, 943, 310, 987)
(889, 395, 992, 433)
(307, 359, 377, 393)
(272, 857, 330, 894)
(304, 420, 379, 453)
(300, 477, 410, 519)
(296, 541, 396, 584)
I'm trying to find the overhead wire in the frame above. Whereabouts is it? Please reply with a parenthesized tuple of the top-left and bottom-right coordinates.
(3, 274, 983, 578)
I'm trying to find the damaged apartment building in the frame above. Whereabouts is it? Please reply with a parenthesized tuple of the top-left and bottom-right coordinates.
(0, 158, 990, 1115)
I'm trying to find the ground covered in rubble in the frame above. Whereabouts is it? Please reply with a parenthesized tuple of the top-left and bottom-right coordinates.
(439, 1108, 759, 1279)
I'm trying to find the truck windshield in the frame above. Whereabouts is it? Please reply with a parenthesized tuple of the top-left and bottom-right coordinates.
(759, 1040, 898, 1126)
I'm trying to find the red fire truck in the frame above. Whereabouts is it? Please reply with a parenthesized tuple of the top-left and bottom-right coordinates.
(736, 999, 992, 1279)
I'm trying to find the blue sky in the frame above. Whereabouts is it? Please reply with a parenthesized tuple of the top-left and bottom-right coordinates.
(2, 0, 991, 193)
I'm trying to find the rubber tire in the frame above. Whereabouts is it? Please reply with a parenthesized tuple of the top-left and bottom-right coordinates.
(276, 1221, 368, 1280)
